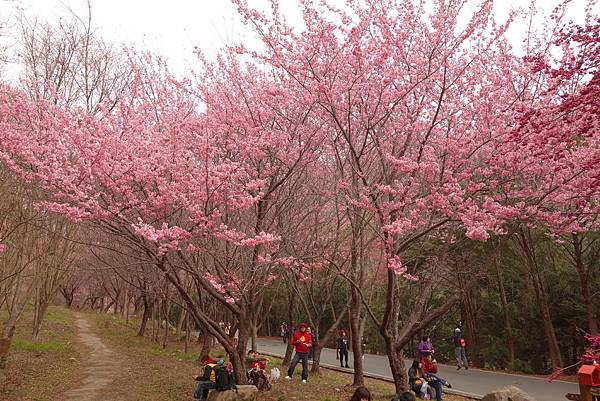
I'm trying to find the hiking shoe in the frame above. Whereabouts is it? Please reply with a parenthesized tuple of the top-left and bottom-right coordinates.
(457, 366, 461, 370)
(302, 379, 307, 384)
(285, 376, 291, 380)
(446, 383, 452, 388)
(345, 365, 350, 368)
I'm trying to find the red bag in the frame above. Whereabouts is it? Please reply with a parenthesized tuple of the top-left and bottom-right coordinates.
(460, 338, 466, 347)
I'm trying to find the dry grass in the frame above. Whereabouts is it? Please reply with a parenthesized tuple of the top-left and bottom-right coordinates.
(0, 306, 82, 401)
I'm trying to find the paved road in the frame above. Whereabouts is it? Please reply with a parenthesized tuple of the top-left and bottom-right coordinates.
(256, 337, 578, 401)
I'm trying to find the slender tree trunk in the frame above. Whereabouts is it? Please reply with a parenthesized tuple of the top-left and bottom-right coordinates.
(495, 257, 515, 367)
(162, 300, 171, 349)
(0, 322, 17, 369)
(518, 230, 563, 369)
(282, 290, 296, 366)
(176, 308, 186, 338)
(573, 234, 599, 335)
(251, 323, 258, 352)
(349, 286, 364, 386)
(184, 312, 190, 353)
(138, 298, 151, 337)
(32, 302, 49, 341)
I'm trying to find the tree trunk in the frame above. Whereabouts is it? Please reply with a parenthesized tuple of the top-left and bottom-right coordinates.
(176, 308, 186, 338)
(349, 286, 364, 386)
(184, 312, 190, 353)
(384, 335, 408, 394)
(518, 229, 563, 369)
(251, 323, 258, 352)
(573, 233, 599, 335)
(0, 320, 17, 369)
(282, 290, 296, 366)
(138, 298, 151, 337)
(162, 300, 171, 349)
(32, 302, 49, 341)
(198, 326, 211, 361)
(495, 256, 515, 367)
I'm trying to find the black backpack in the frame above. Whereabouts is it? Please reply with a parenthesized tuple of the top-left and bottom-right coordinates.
(214, 365, 234, 391)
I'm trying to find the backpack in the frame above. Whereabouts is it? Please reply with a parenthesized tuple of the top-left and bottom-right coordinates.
(214, 365, 234, 391)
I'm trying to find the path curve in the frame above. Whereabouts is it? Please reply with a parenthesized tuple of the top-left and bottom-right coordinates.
(64, 313, 123, 401)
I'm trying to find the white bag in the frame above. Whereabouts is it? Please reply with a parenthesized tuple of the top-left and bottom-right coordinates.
(270, 367, 281, 382)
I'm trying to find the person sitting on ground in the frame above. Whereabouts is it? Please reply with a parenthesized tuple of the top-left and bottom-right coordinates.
(246, 349, 272, 391)
(337, 330, 350, 368)
(421, 354, 451, 401)
(246, 349, 270, 370)
(285, 322, 313, 383)
(350, 386, 372, 401)
(418, 335, 435, 359)
(193, 358, 222, 401)
(408, 359, 434, 400)
(391, 392, 417, 401)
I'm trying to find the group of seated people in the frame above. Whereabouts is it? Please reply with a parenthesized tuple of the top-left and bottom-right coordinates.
(408, 336, 452, 401)
(193, 349, 274, 400)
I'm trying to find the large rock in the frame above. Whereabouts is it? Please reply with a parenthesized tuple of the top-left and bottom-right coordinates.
(207, 385, 258, 401)
(481, 385, 537, 401)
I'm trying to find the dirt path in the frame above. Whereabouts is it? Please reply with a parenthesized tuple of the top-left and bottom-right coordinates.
(63, 313, 124, 401)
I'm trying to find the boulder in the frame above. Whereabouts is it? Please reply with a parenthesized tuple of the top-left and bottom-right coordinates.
(481, 385, 537, 401)
(207, 385, 258, 401)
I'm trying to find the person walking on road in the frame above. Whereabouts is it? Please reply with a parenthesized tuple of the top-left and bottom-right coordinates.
(285, 322, 312, 383)
(418, 335, 435, 360)
(337, 330, 350, 368)
(280, 322, 288, 343)
(453, 322, 468, 370)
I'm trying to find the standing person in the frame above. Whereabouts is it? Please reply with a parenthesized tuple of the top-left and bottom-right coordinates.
(307, 327, 315, 360)
(350, 386, 371, 401)
(453, 322, 468, 370)
(418, 335, 434, 360)
(422, 354, 452, 401)
(408, 359, 433, 400)
(285, 322, 312, 383)
(337, 330, 350, 368)
(362, 337, 368, 360)
(280, 322, 288, 343)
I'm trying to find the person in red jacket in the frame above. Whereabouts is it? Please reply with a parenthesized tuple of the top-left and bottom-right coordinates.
(284, 323, 312, 383)
(421, 354, 451, 401)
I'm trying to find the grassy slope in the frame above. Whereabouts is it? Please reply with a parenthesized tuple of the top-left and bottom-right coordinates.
(0, 306, 82, 401)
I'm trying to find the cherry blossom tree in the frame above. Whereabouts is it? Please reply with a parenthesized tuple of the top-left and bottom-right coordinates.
(228, 0, 599, 391)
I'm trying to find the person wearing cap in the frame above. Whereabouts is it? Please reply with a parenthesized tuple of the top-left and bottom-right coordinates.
(193, 358, 223, 400)
(284, 322, 312, 383)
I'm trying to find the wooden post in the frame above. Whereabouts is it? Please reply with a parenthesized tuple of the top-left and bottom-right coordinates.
(579, 383, 593, 401)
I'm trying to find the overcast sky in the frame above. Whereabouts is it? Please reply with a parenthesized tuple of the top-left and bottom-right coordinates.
(1, 0, 596, 78)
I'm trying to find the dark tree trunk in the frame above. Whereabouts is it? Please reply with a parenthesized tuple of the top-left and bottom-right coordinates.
(572, 233, 599, 335)
(495, 256, 515, 367)
(349, 286, 364, 386)
(138, 297, 151, 337)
